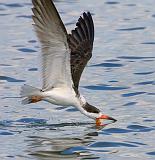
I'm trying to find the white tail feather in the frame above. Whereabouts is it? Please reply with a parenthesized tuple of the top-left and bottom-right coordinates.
(20, 85, 42, 105)
(20, 84, 41, 97)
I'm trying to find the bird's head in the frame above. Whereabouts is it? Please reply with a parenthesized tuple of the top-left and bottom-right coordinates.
(82, 103, 117, 126)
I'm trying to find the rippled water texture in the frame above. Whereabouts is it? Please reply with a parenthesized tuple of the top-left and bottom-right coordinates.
(0, 0, 155, 159)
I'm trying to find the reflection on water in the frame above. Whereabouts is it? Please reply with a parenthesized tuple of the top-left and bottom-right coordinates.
(27, 134, 95, 159)
(25, 123, 114, 160)
(0, 0, 155, 159)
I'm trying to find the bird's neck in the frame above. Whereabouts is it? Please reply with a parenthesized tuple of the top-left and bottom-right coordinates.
(75, 95, 101, 119)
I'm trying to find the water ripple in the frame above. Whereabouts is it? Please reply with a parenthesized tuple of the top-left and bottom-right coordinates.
(141, 42, 155, 45)
(0, 130, 14, 136)
(16, 118, 47, 125)
(105, 59, 120, 62)
(28, 40, 37, 43)
(127, 125, 154, 132)
(67, 108, 78, 112)
(126, 4, 136, 6)
(0, 13, 9, 16)
(109, 80, 118, 83)
(90, 141, 138, 148)
(148, 93, 155, 95)
(122, 92, 146, 97)
(117, 27, 146, 31)
(134, 71, 154, 75)
(83, 84, 129, 91)
(62, 146, 86, 155)
(16, 15, 32, 19)
(28, 68, 38, 71)
(0, 120, 13, 127)
(104, 128, 132, 133)
(105, 1, 120, 5)
(18, 48, 37, 53)
(118, 56, 155, 60)
(134, 81, 155, 85)
(0, 76, 25, 82)
(143, 119, 155, 122)
(123, 102, 137, 106)
(125, 141, 147, 146)
(146, 151, 155, 155)
(65, 21, 76, 26)
(4, 3, 23, 8)
(91, 63, 123, 68)
(0, 64, 12, 66)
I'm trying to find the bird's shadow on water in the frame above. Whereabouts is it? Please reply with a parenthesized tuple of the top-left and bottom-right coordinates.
(25, 122, 111, 159)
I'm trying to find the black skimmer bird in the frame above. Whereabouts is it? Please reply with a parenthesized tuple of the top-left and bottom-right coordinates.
(21, 0, 116, 126)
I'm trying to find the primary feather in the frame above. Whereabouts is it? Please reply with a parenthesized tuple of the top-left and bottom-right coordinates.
(68, 12, 94, 93)
(32, 0, 73, 91)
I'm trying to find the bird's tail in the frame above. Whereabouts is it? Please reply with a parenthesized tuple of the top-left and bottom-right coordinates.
(20, 84, 43, 105)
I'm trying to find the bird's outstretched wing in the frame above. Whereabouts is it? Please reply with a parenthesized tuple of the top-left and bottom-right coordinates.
(32, 0, 73, 91)
(68, 12, 94, 93)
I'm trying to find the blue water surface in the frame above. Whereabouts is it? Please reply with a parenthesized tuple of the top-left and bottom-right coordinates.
(0, 0, 155, 159)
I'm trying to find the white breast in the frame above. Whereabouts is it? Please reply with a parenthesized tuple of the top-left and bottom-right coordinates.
(42, 87, 78, 106)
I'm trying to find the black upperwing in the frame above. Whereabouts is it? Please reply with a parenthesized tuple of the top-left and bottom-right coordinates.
(68, 12, 94, 93)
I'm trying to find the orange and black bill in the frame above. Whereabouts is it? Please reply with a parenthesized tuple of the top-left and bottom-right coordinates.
(96, 115, 117, 126)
